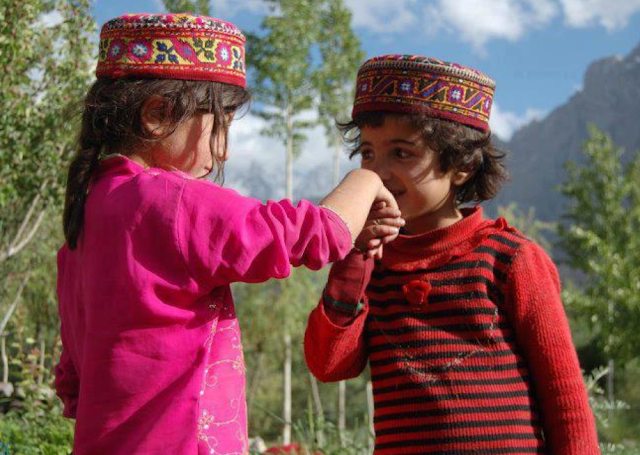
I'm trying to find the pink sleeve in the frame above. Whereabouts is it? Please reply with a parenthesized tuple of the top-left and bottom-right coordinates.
(176, 179, 353, 289)
(505, 242, 600, 455)
(54, 335, 79, 419)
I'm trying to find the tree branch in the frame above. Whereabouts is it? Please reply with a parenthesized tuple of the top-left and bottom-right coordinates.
(0, 272, 31, 337)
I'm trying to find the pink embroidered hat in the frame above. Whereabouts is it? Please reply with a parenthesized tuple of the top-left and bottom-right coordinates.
(352, 55, 496, 132)
(96, 13, 246, 87)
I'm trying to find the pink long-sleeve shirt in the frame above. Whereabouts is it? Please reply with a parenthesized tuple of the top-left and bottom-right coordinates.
(54, 155, 352, 455)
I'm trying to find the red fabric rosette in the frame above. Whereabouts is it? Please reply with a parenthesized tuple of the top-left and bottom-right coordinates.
(402, 280, 432, 306)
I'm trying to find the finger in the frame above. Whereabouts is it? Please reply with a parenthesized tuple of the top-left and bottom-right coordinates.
(368, 217, 405, 228)
(367, 238, 382, 249)
(370, 224, 400, 238)
(374, 244, 383, 260)
(372, 201, 386, 210)
(368, 207, 402, 220)
(381, 232, 399, 244)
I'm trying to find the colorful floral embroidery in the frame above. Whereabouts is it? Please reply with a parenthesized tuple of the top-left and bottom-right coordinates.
(107, 39, 125, 61)
(216, 42, 232, 64)
(197, 299, 248, 455)
(353, 54, 495, 132)
(97, 13, 246, 88)
(127, 40, 153, 63)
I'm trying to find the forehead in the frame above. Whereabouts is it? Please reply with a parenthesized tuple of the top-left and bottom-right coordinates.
(360, 116, 423, 145)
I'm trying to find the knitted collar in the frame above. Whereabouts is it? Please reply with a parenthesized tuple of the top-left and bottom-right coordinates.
(380, 206, 507, 271)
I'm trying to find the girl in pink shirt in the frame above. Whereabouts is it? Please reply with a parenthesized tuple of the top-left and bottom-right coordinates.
(54, 13, 403, 455)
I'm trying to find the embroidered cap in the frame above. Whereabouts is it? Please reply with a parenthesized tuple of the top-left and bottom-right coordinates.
(353, 55, 496, 132)
(97, 13, 246, 88)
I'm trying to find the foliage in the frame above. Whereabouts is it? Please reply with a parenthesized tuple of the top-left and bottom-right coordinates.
(557, 125, 640, 363)
(496, 202, 555, 252)
(0, 334, 74, 455)
(292, 404, 371, 455)
(0, 0, 95, 264)
(247, 0, 320, 161)
(162, 0, 210, 15)
(314, 0, 364, 147)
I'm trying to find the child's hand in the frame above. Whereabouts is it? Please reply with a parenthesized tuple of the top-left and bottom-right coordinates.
(355, 201, 405, 259)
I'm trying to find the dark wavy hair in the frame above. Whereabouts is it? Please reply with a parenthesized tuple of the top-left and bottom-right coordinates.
(339, 111, 508, 205)
(63, 78, 251, 249)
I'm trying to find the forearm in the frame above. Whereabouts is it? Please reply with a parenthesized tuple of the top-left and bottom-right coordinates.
(319, 169, 383, 241)
(304, 249, 373, 381)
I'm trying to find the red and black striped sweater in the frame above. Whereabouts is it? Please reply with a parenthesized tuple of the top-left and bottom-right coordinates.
(304, 207, 600, 455)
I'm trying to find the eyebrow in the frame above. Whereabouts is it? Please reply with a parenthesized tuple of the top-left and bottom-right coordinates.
(390, 139, 417, 146)
(360, 139, 417, 147)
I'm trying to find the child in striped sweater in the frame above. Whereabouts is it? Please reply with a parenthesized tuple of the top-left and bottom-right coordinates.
(304, 55, 600, 455)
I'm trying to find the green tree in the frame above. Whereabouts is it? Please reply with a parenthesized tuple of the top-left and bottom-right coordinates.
(557, 125, 640, 399)
(162, 0, 210, 15)
(0, 2, 94, 451)
(313, 1, 364, 441)
(248, 0, 324, 443)
(496, 203, 556, 252)
(315, 0, 364, 187)
(0, 0, 94, 340)
(248, 0, 320, 201)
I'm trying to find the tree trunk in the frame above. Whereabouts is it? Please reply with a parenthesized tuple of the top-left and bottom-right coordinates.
(282, 102, 294, 445)
(607, 300, 615, 421)
(38, 337, 46, 386)
(0, 181, 48, 265)
(332, 136, 348, 445)
(367, 380, 375, 453)
(1, 336, 8, 384)
(338, 380, 346, 444)
(285, 104, 294, 201)
(0, 272, 31, 337)
(283, 331, 292, 445)
(248, 351, 265, 419)
(333, 139, 341, 188)
(607, 358, 615, 421)
(309, 371, 325, 445)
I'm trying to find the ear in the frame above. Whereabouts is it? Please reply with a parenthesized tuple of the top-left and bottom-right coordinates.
(451, 170, 473, 187)
(141, 96, 168, 137)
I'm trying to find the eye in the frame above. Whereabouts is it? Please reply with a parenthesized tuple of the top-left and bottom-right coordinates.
(360, 149, 374, 161)
(393, 148, 412, 159)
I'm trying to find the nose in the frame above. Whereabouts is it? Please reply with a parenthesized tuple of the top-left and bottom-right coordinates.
(367, 159, 392, 182)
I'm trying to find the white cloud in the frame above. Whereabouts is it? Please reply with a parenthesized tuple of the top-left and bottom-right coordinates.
(559, 0, 640, 30)
(225, 110, 351, 198)
(209, 0, 268, 16)
(423, 0, 558, 53)
(344, 0, 419, 33)
(490, 104, 545, 140)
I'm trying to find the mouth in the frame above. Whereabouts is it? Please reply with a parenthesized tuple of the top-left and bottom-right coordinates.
(389, 189, 406, 198)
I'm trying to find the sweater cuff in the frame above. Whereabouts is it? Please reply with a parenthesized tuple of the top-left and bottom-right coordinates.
(323, 248, 374, 316)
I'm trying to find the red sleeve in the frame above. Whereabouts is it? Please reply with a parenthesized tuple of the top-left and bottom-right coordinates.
(54, 344, 79, 419)
(304, 249, 373, 382)
(505, 242, 600, 454)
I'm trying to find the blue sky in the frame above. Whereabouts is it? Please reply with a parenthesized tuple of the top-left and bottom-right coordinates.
(89, 0, 640, 192)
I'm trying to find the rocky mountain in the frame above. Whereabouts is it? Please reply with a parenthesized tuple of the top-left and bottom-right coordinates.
(494, 40, 640, 221)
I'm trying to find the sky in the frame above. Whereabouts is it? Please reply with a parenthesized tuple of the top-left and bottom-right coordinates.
(89, 0, 640, 191)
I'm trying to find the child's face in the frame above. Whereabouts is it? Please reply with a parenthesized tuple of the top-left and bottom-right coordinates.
(358, 116, 466, 233)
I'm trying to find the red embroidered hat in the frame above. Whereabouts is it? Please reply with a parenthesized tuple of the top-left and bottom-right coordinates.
(352, 55, 496, 132)
(96, 13, 246, 88)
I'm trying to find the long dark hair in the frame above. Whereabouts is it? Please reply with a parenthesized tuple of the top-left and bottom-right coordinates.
(63, 78, 251, 249)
